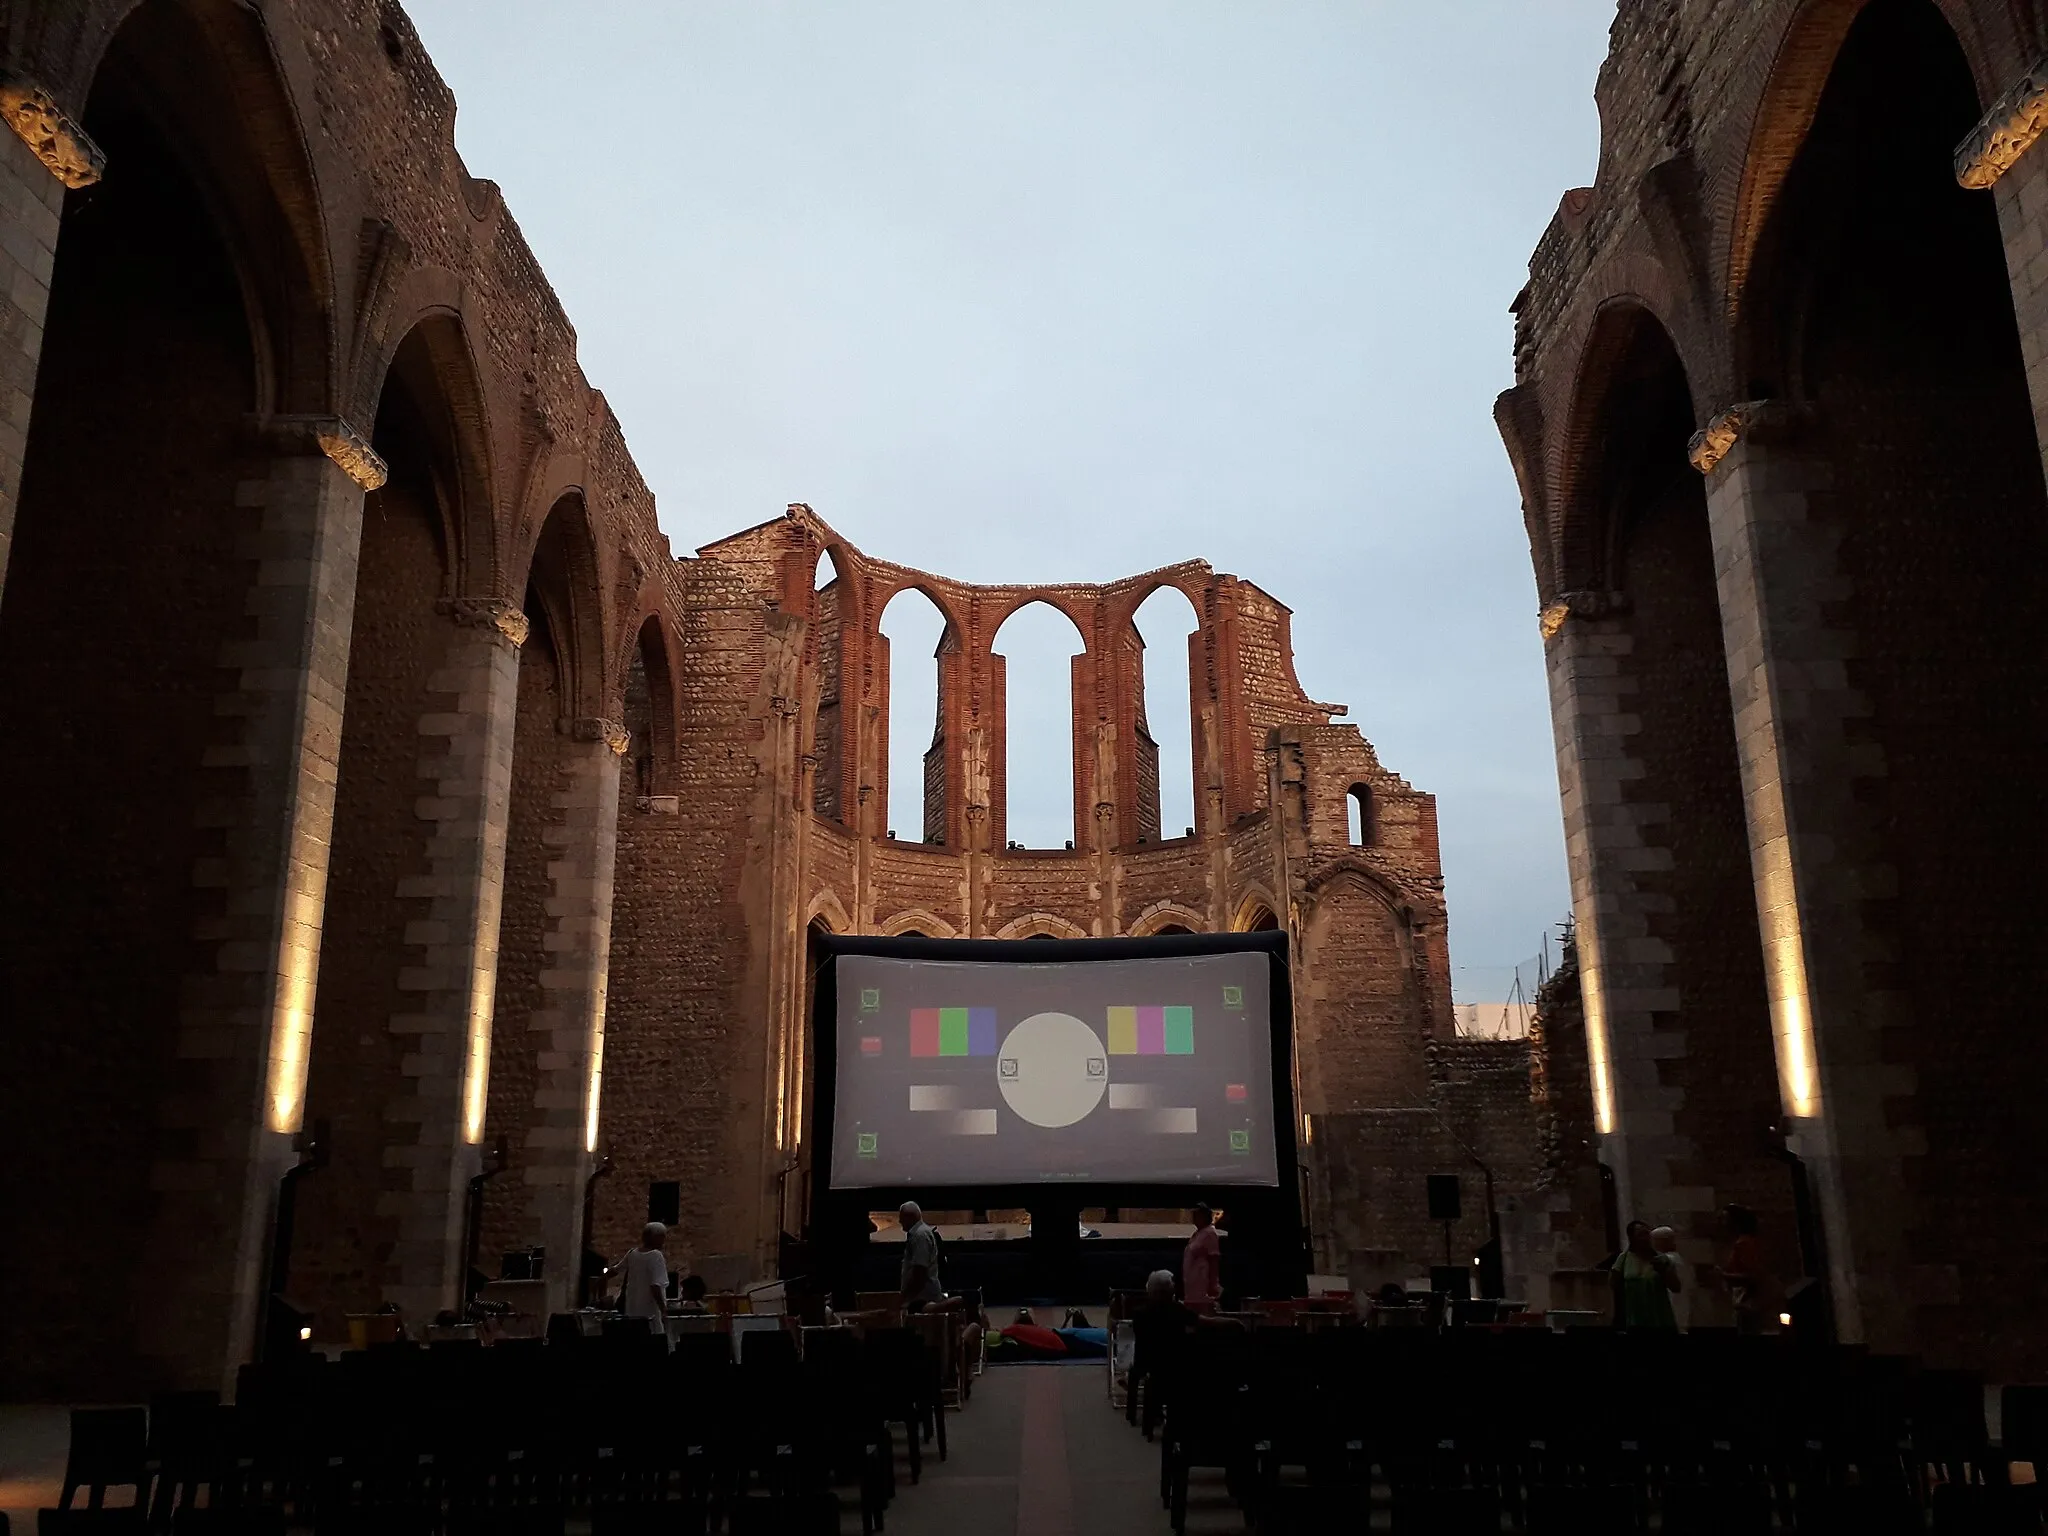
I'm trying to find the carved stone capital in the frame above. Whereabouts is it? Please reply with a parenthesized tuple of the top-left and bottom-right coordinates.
(567, 717, 631, 756)
(437, 597, 529, 649)
(1957, 55, 2048, 190)
(1536, 589, 1629, 640)
(1687, 398, 1807, 474)
(316, 420, 389, 491)
(0, 72, 104, 189)
(253, 413, 389, 490)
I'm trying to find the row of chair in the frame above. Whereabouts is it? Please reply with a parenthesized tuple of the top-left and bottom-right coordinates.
(1129, 1327, 2046, 1533)
(43, 1324, 954, 1534)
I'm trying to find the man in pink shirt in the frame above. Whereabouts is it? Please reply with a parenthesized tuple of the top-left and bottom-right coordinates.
(1181, 1203, 1221, 1306)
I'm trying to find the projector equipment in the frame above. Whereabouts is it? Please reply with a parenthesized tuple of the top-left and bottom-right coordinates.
(648, 1180, 682, 1227)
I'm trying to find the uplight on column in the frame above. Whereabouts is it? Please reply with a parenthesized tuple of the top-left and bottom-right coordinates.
(1751, 776, 1820, 1117)
(584, 1021, 607, 1153)
(265, 849, 329, 1133)
(1574, 906, 1619, 1135)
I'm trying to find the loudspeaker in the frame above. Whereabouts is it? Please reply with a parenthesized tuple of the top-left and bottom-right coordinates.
(648, 1180, 681, 1226)
(1426, 1173, 1462, 1222)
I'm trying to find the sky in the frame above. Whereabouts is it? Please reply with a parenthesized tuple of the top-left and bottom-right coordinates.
(404, 0, 1615, 1002)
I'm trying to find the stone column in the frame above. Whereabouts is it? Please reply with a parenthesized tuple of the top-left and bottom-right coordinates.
(0, 76, 100, 605)
(150, 424, 379, 1390)
(380, 600, 523, 1324)
(519, 721, 623, 1315)
(1696, 407, 1917, 1351)
(1959, 57, 2048, 487)
(1539, 596, 1685, 1230)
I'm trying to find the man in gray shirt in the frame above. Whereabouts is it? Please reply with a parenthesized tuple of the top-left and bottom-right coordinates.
(897, 1201, 943, 1311)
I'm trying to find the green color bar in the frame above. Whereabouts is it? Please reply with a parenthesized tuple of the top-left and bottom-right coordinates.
(1163, 1005, 1195, 1055)
(939, 1006, 970, 1056)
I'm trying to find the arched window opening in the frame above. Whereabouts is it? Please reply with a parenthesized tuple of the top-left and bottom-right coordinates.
(1243, 906, 1279, 933)
(1133, 586, 1202, 843)
(812, 551, 847, 820)
(992, 601, 1086, 850)
(1347, 784, 1374, 847)
(879, 588, 949, 845)
(1156, 924, 1193, 936)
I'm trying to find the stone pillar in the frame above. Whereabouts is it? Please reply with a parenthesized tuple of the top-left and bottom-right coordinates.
(518, 721, 623, 1315)
(1959, 57, 2048, 487)
(0, 75, 100, 607)
(381, 600, 523, 1324)
(1539, 597, 1682, 1230)
(150, 426, 378, 1389)
(1697, 410, 1917, 1351)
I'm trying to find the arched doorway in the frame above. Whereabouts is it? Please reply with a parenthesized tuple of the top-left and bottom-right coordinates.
(992, 600, 1087, 849)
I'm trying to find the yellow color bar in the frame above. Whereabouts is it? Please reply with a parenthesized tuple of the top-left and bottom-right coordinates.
(1107, 1006, 1138, 1055)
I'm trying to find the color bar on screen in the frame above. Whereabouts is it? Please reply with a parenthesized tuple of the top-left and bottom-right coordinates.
(1107, 1006, 1138, 1055)
(969, 1007, 998, 1056)
(1136, 1005, 1165, 1056)
(939, 1006, 970, 1056)
(1164, 1005, 1194, 1055)
(910, 1009, 940, 1058)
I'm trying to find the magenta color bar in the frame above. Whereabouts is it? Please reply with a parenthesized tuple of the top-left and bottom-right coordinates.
(1136, 1005, 1166, 1056)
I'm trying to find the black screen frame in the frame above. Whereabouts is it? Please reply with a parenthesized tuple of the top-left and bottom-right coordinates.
(805, 930, 1302, 1285)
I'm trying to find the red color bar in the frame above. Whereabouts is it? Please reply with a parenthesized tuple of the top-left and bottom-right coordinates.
(909, 1008, 941, 1058)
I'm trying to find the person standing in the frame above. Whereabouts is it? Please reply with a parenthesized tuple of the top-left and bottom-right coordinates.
(898, 1201, 943, 1312)
(1181, 1204, 1222, 1308)
(615, 1222, 669, 1328)
(1610, 1219, 1681, 1329)
(1719, 1203, 1776, 1334)
(1651, 1225, 1690, 1329)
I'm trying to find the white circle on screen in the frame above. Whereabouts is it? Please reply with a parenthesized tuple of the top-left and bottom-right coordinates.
(996, 1012, 1109, 1128)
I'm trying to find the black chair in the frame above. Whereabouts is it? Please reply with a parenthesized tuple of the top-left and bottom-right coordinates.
(146, 1391, 222, 1525)
(58, 1408, 148, 1513)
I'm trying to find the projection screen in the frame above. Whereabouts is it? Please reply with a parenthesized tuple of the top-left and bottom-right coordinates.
(827, 949, 1280, 1189)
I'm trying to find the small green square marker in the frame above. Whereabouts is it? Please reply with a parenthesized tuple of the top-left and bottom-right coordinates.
(1222, 985, 1243, 1009)
(857, 1132, 878, 1156)
(860, 988, 881, 1012)
(1229, 1129, 1251, 1153)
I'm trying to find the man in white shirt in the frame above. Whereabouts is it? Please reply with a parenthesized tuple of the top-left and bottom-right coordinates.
(617, 1221, 669, 1326)
(897, 1202, 943, 1311)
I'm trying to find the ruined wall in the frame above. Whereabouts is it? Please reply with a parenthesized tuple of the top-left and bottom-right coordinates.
(1502, 0, 2048, 1372)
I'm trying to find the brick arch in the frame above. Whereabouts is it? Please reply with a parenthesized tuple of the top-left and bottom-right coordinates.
(368, 303, 499, 606)
(1301, 858, 1414, 921)
(1128, 901, 1208, 937)
(1554, 298, 1698, 596)
(805, 890, 852, 935)
(622, 611, 680, 796)
(1725, 0, 1998, 329)
(987, 591, 1096, 654)
(879, 908, 959, 939)
(995, 912, 1091, 940)
(79, 0, 337, 417)
(516, 492, 610, 725)
(1231, 890, 1282, 932)
(868, 575, 969, 651)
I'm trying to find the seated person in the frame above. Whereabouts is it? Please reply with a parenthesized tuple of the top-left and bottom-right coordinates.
(674, 1274, 709, 1314)
(1126, 1270, 1197, 1435)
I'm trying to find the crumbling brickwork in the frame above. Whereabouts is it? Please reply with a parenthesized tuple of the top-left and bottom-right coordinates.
(1504, 0, 2048, 1375)
(0, 0, 1528, 1400)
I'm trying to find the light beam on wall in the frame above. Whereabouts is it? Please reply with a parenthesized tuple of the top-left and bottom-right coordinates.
(265, 801, 335, 1133)
(1749, 771, 1820, 1118)
(461, 879, 507, 1145)
(1573, 902, 1619, 1136)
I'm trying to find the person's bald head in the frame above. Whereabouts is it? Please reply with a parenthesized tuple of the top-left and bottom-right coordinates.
(898, 1201, 922, 1231)
(641, 1222, 667, 1249)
